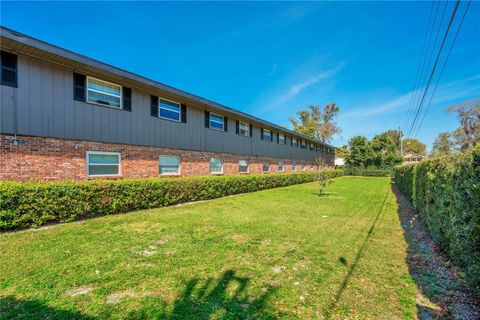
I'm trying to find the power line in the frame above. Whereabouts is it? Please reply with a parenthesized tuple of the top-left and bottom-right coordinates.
(413, 0, 472, 138)
(403, 1, 439, 133)
(406, 0, 461, 138)
(402, 1, 436, 132)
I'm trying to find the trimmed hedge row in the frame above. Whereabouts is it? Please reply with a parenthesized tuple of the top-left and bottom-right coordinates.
(344, 167, 392, 177)
(0, 170, 344, 231)
(393, 145, 480, 292)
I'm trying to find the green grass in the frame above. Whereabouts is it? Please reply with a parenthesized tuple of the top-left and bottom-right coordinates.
(0, 177, 418, 319)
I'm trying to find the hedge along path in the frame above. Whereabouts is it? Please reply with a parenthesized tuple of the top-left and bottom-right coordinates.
(0, 170, 344, 231)
(393, 144, 480, 294)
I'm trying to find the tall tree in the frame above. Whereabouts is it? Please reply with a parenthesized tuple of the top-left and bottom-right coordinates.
(335, 145, 349, 159)
(430, 132, 454, 157)
(402, 138, 426, 156)
(447, 98, 480, 152)
(345, 136, 372, 167)
(289, 103, 340, 143)
(371, 130, 403, 168)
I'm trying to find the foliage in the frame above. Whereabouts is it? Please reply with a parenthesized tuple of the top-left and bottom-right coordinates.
(0, 170, 344, 230)
(344, 167, 391, 177)
(393, 145, 480, 292)
(335, 145, 349, 159)
(430, 132, 454, 157)
(402, 138, 426, 156)
(0, 177, 419, 319)
(289, 103, 341, 143)
(447, 98, 480, 152)
(345, 130, 402, 169)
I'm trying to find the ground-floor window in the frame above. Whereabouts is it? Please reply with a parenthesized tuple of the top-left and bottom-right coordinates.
(86, 151, 121, 177)
(278, 161, 284, 172)
(301, 164, 306, 171)
(239, 160, 249, 173)
(210, 158, 223, 174)
(263, 163, 270, 173)
(159, 155, 180, 175)
(292, 163, 297, 171)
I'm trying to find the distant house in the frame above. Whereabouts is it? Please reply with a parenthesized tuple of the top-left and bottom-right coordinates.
(0, 27, 336, 181)
(403, 152, 424, 164)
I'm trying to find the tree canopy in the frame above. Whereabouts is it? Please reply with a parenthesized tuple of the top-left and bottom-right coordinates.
(430, 132, 454, 157)
(289, 104, 340, 143)
(402, 138, 426, 156)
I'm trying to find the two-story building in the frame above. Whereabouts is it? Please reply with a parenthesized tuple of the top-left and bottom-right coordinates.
(0, 27, 335, 181)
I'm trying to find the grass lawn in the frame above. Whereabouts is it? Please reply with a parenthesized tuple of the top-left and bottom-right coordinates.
(0, 176, 418, 319)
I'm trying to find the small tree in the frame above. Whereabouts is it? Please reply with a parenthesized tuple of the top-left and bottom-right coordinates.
(315, 156, 332, 196)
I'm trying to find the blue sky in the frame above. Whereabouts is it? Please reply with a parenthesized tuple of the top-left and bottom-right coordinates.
(2, 1, 479, 150)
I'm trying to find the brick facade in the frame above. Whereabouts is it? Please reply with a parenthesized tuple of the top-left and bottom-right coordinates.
(1, 135, 332, 181)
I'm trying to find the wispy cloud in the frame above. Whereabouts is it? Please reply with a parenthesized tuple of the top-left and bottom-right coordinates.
(269, 63, 278, 77)
(343, 74, 480, 118)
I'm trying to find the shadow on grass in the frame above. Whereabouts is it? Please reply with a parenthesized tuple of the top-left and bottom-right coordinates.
(0, 270, 278, 320)
(391, 184, 480, 319)
(323, 187, 390, 319)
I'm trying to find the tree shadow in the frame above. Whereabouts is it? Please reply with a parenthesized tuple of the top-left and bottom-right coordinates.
(323, 188, 390, 318)
(0, 270, 278, 320)
(391, 183, 480, 319)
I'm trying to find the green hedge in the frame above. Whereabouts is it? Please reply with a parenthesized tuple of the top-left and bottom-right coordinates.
(344, 167, 392, 177)
(0, 170, 344, 231)
(393, 145, 480, 292)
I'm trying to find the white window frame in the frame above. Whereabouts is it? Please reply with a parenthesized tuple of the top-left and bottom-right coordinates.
(262, 129, 272, 141)
(159, 155, 181, 176)
(210, 158, 224, 174)
(301, 164, 306, 171)
(238, 160, 249, 173)
(301, 140, 307, 149)
(278, 161, 284, 172)
(86, 76, 122, 109)
(209, 113, 225, 131)
(159, 98, 181, 122)
(239, 121, 250, 137)
(292, 163, 297, 171)
(278, 133, 286, 144)
(86, 151, 121, 177)
(263, 163, 270, 173)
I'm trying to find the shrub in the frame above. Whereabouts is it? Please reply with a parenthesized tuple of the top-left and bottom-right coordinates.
(344, 167, 392, 177)
(393, 145, 480, 293)
(0, 170, 344, 231)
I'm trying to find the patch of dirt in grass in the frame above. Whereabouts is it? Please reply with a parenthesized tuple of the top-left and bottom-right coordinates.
(66, 286, 93, 297)
(106, 290, 143, 305)
(393, 185, 480, 319)
(231, 233, 251, 244)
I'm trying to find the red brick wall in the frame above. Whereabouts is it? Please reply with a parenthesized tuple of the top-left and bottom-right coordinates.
(0, 134, 332, 181)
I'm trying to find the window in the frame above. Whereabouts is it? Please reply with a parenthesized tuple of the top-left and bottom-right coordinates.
(159, 155, 180, 175)
(209, 113, 224, 131)
(87, 151, 121, 177)
(292, 163, 297, 171)
(310, 143, 314, 150)
(278, 133, 286, 144)
(239, 160, 249, 173)
(210, 158, 223, 174)
(159, 99, 181, 122)
(239, 121, 250, 136)
(262, 129, 272, 141)
(301, 164, 305, 171)
(292, 137, 298, 147)
(1, 51, 17, 87)
(278, 161, 284, 172)
(301, 140, 307, 149)
(263, 163, 270, 172)
(87, 77, 122, 108)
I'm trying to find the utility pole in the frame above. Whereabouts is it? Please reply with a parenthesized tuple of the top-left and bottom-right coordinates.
(399, 127, 404, 157)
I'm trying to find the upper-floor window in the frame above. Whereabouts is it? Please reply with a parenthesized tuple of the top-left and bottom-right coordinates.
(238, 121, 250, 136)
(1, 51, 17, 88)
(301, 140, 307, 149)
(292, 137, 298, 147)
(239, 160, 249, 173)
(159, 99, 181, 122)
(87, 77, 122, 108)
(262, 129, 272, 141)
(310, 143, 314, 150)
(278, 133, 286, 144)
(159, 155, 180, 175)
(210, 158, 223, 174)
(209, 113, 225, 131)
(278, 161, 284, 172)
(86, 151, 121, 177)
